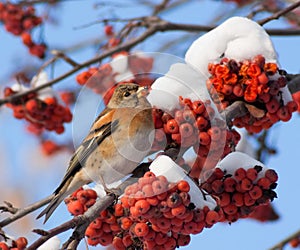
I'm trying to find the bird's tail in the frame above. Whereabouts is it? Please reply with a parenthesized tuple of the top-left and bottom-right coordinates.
(37, 178, 87, 223)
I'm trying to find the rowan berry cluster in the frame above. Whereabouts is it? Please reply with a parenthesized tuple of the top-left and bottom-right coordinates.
(0, 2, 46, 58)
(152, 97, 240, 176)
(0, 237, 28, 250)
(4, 87, 72, 134)
(65, 172, 220, 250)
(200, 165, 278, 223)
(207, 55, 298, 133)
(64, 187, 97, 216)
(75, 52, 154, 103)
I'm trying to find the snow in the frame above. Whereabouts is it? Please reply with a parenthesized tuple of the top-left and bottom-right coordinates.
(110, 54, 128, 74)
(37, 236, 60, 250)
(147, 63, 214, 112)
(235, 129, 256, 158)
(185, 17, 277, 77)
(30, 71, 55, 100)
(217, 152, 267, 181)
(149, 155, 217, 209)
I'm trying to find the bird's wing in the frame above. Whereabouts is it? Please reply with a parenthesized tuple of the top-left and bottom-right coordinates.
(53, 108, 119, 194)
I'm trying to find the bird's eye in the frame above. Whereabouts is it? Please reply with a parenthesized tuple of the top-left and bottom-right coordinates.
(123, 91, 131, 97)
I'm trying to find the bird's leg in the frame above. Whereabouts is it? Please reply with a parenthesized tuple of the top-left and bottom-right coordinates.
(99, 175, 122, 197)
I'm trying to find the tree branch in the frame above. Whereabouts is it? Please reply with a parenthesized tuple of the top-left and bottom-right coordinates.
(0, 16, 300, 107)
(269, 228, 300, 250)
(221, 101, 248, 125)
(288, 74, 300, 94)
(27, 194, 115, 250)
(0, 194, 54, 228)
(258, 1, 300, 26)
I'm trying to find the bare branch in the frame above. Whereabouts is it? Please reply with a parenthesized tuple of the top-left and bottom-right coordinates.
(27, 194, 115, 250)
(50, 50, 80, 67)
(288, 74, 300, 94)
(221, 101, 248, 125)
(269, 228, 300, 250)
(1, 16, 299, 107)
(258, 1, 300, 25)
(0, 201, 18, 214)
(0, 194, 54, 228)
(152, 0, 171, 15)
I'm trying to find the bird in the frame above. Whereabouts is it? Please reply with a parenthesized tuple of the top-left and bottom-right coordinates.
(37, 83, 154, 223)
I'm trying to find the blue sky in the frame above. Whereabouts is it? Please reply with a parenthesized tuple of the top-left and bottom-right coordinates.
(0, 1, 300, 249)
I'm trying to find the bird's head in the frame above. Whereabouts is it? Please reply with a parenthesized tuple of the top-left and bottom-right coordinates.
(107, 83, 151, 109)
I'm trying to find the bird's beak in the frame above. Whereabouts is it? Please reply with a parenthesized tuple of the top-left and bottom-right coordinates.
(137, 86, 150, 97)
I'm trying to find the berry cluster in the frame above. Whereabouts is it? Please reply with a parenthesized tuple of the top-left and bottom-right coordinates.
(65, 187, 97, 216)
(0, 237, 28, 250)
(0, 2, 46, 58)
(201, 165, 278, 223)
(207, 55, 298, 133)
(75, 52, 154, 103)
(4, 88, 72, 134)
(152, 97, 240, 176)
(66, 172, 220, 250)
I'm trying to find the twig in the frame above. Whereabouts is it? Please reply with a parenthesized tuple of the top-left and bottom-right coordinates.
(221, 101, 248, 125)
(27, 194, 115, 250)
(269, 228, 300, 250)
(152, 0, 171, 15)
(255, 130, 277, 162)
(0, 201, 18, 214)
(258, 1, 300, 25)
(288, 74, 300, 94)
(51, 50, 80, 67)
(0, 194, 54, 228)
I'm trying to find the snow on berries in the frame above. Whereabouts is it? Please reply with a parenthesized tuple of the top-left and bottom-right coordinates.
(152, 96, 240, 177)
(200, 152, 278, 223)
(206, 55, 298, 133)
(65, 157, 220, 250)
(3, 72, 72, 134)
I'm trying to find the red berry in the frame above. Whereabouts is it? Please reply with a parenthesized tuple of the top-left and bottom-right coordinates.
(192, 100, 205, 114)
(177, 180, 190, 192)
(165, 119, 179, 134)
(224, 177, 237, 193)
(134, 222, 149, 237)
(104, 24, 114, 36)
(180, 122, 194, 138)
(249, 185, 263, 200)
(246, 168, 258, 181)
(240, 178, 253, 191)
(205, 210, 220, 225)
(265, 169, 278, 183)
(234, 168, 247, 181)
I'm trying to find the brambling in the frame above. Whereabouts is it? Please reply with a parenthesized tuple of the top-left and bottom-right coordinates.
(37, 83, 154, 223)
